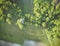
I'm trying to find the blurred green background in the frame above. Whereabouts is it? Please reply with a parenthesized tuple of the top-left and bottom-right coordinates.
(0, 0, 60, 46)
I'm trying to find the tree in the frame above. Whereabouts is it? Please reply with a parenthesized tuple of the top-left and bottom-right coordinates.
(33, 0, 60, 46)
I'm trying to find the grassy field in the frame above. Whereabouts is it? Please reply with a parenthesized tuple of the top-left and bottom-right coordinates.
(0, 22, 48, 45)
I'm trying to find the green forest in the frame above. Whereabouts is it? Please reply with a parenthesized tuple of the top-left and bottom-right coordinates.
(0, 0, 60, 46)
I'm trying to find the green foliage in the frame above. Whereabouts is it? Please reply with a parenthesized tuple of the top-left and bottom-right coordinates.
(0, 0, 60, 45)
(0, 0, 22, 28)
(33, 0, 60, 46)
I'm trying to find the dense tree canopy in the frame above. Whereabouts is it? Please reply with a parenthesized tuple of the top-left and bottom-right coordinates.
(33, 0, 60, 46)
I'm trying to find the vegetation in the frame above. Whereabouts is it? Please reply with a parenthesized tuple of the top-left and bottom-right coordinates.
(0, 0, 60, 46)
